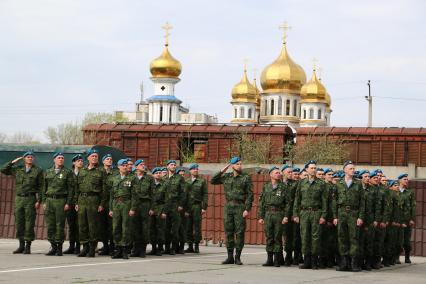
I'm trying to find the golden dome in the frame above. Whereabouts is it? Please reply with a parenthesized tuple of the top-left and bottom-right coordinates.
(231, 69, 257, 103)
(150, 44, 182, 78)
(300, 70, 327, 103)
(260, 44, 306, 92)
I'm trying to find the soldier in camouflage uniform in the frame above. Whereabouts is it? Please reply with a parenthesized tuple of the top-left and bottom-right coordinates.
(149, 167, 167, 256)
(383, 180, 401, 266)
(42, 152, 74, 256)
(176, 167, 188, 254)
(258, 166, 290, 267)
(322, 168, 338, 268)
(99, 154, 115, 256)
(64, 154, 83, 255)
(184, 164, 208, 254)
(290, 167, 303, 265)
(108, 159, 134, 259)
(293, 160, 328, 270)
(280, 165, 295, 266)
(163, 160, 186, 255)
(75, 149, 107, 257)
(333, 161, 365, 272)
(211, 157, 253, 265)
(1, 151, 43, 254)
(130, 159, 153, 258)
(398, 173, 416, 264)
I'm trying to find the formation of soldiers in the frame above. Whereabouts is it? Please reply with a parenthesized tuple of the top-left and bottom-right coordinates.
(1, 150, 208, 259)
(1, 151, 416, 271)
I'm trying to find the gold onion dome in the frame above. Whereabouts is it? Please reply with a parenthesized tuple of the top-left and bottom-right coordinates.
(300, 69, 327, 103)
(260, 43, 306, 92)
(231, 68, 257, 103)
(150, 44, 182, 78)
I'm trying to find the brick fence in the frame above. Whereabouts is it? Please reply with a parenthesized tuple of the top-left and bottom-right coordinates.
(1, 173, 425, 256)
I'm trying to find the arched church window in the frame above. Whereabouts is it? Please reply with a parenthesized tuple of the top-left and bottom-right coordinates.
(303, 109, 307, 119)
(278, 97, 282, 115)
(309, 108, 314, 119)
(159, 106, 163, 122)
(240, 107, 245, 118)
(270, 100, 275, 115)
(248, 108, 252, 119)
(169, 106, 172, 123)
(293, 100, 297, 116)
(286, 99, 290, 115)
(318, 109, 322, 120)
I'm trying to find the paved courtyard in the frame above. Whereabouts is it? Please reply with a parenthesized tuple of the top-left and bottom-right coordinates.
(0, 239, 425, 284)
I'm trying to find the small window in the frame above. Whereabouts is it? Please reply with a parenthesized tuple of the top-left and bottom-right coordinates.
(169, 106, 172, 123)
(234, 108, 237, 118)
(248, 108, 252, 119)
(309, 108, 314, 119)
(318, 109, 322, 120)
(303, 109, 307, 119)
(293, 100, 297, 116)
(240, 107, 245, 118)
(286, 100, 290, 115)
(270, 100, 275, 115)
(159, 106, 163, 122)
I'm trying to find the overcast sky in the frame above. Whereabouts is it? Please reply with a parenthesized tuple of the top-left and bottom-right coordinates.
(1, 0, 425, 141)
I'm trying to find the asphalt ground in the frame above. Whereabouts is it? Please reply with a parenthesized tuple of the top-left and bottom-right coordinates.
(0, 239, 425, 284)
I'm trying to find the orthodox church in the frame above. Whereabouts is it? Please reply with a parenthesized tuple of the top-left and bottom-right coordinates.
(230, 23, 332, 127)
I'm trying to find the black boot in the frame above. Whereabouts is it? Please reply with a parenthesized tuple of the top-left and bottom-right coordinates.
(299, 255, 312, 269)
(46, 242, 57, 256)
(395, 254, 401, 264)
(292, 252, 300, 265)
(278, 251, 285, 265)
(170, 242, 177, 255)
(336, 255, 349, 271)
(122, 246, 129, 259)
(13, 240, 25, 254)
(63, 242, 75, 254)
(194, 243, 200, 253)
(383, 256, 390, 267)
(185, 243, 194, 253)
(235, 249, 243, 265)
(78, 243, 89, 257)
(99, 242, 110, 256)
(139, 243, 146, 258)
(284, 252, 293, 266)
(364, 256, 372, 271)
(262, 252, 273, 267)
(23, 241, 31, 254)
(318, 256, 327, 269)
(149, 243, 157, 255)
(177, 242, 184, 254)
(405, 251, 411, 263)
(311, 255, 319, 270)
(56, 243, 63, 256)
(75, 242, 81, 255)
(222, 249, 234, 264)
(156, 243, 163, 256)
(327, 255, 336, 268)
(87, 241, 96, 257)
(371, 256, 380, 269)
(273, 252, 281, 267)
(351, 256, 361, 272)
(109, 242, 115, 256)
(164, 243, 171, 254)
(130, 243, 141, 257)
(390, 255, 396, 266)
(112, 246, 123, 259)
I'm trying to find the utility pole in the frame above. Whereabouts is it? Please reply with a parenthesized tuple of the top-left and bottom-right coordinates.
(365, 80, 372, 127)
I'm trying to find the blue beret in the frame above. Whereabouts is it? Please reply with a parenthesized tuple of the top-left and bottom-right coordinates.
(102, 154, 112, 162)
(134, 159, 144, 167)
(388, 180, 398, 187)
(269, 166, 279, 174)
(72, 154, 83, 162)
(189, 164, 199, 171)
(397, 173, 408, 180)
(369, 170, 379, 178)
(151, 167, 161, 174)
(304, 160, 317, 169)
(358, 170, 370, 176)
(117, 159, 128, 166)
(176, 167, 186, 174)
(53, 152, 64, 159)
(300, 168, 306, 173)
(167, 160, 176, 166)
(230, 156, 241, 165)
(375, 169, 383, 174)
(317, 167, 324, 172)
(87, 148, 99, 157)
(332, 172, 340, 178)
(292, 168, 301, 173)
(280, 164, 292, 171)
(161, 167, 168, 171)
(23, 151, 34, 157)
(343, 160, 353, 169)
(323, 168, 333, 174)
(126, 158, 133, 162)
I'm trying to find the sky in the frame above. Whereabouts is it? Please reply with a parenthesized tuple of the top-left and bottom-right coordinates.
(1, 0, 425, 142)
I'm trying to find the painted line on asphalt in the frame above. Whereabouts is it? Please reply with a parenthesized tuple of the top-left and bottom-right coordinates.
(0, 251, 265, 274)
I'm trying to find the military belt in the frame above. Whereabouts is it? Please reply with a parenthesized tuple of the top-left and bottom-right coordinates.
(339, 205, 358, 211)
(17, 193, 36, 197)
(114, 196, 129, 202)
(79, 192, 99, 197)
(301, 206, 319, 211)
(265, 206, 282, 212)
(46, 194, 67, 199)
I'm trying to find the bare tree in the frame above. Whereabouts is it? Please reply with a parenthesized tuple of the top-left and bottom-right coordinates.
(8, 131, 40, 144)
(0, 132, 6, 143)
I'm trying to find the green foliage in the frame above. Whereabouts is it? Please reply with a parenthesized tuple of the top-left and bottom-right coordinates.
(287, 134, 349, 164)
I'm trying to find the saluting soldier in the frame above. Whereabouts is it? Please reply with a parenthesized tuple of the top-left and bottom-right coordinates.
(398, 173, 416, 263)
(258, 166, 290, 267)
(64, 154, 83, 255)
(211, 157, 253, 265)
(149, 167, 168, 256)
(130, 159, 153, 258)
(293, 160, 328, 270)
(333, 161, 366, 272)
(1, 151, 43, 254)
(185, 164, 208, 254)
(163, 160, 186, 255)
(75, 149, 107, 257)
(42, 152, 74, 256)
